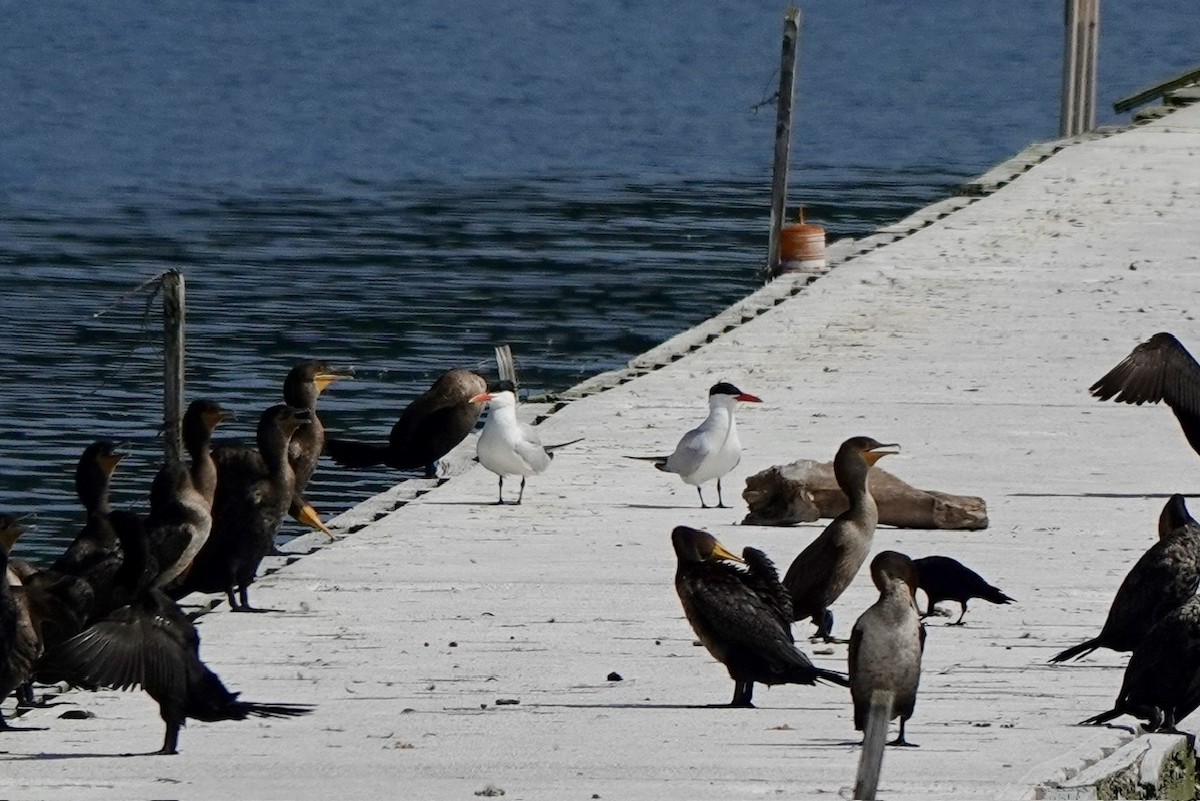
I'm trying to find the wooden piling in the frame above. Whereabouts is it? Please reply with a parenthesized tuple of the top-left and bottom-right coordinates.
(1060, 0, 1099, 137)
(162, 269, 186, 469)
(853, 690, 893, 800)
(766, 7, 801, 277)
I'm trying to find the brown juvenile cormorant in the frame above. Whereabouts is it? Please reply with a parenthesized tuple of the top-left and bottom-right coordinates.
(281, 360, 352, 534)
(1051, 494, 1200, 663)
(783, 436, 900, 640)
(1090, 333, 1200, 459)
(174, 405, 310, 611)
(672, 525, 848, 707)
(913, 555, 1015, 625)
(627, 382, 762, 508)
(325, 368, 487, 477)
(147, 399, 232, 588)
(47, 585, 312, 754)
(1, 529, 41, 728)
(849, 550, 925, 747)
(470, 388, 583, 505)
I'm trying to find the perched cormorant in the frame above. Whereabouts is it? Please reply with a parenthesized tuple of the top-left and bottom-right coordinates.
(913, 555, 1015, 625)
(471, 389, 582, 505)
(671, 525, 848, 707)
(148, 399, 232, 588)
(325, 369, 487, 477)
(1, 530, 40, 729)
(1082, 594, 1200, 732)
(849, 550, 926, 747)
(174, 405, 310, 611)
(1090, 333, 1200, 459)
(783, 436, 900, 640)
(281, 360, 352, 534)
(627, 382, 762, 508)
(51, 441, 127, 578)
(1051, 494, 1200, 663)
(47, 585, 312, 754)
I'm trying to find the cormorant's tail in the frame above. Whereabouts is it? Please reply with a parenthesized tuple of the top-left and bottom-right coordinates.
(238, 701, 314, 719)
(1049, 638, 1101, 663)
(324, 438, 391, 469)
(812, 667, 851, 688)
(1080, 707, 1123, 726)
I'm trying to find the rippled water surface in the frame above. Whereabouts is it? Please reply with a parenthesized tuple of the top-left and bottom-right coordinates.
(1, 0, 1195, 559)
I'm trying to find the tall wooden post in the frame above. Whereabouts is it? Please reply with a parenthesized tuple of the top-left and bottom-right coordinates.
(1060, 0, 1099, 136)
(766, 7, 801, 276)
(162, 269, 186, 469)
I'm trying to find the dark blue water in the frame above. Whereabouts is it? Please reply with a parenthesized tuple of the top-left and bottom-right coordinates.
(1, 1, 1195, 559)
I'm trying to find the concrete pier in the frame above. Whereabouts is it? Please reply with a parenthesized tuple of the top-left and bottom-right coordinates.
(4, 102, 1200, 799)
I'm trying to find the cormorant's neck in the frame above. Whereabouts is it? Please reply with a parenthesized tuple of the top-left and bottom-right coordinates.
(837, 460, 875, 516)
(259, 426, 297, 483)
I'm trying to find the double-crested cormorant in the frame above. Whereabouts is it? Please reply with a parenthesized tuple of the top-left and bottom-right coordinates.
(1051, 494, 1200, 663)
(471, 389, 582, 505)
(913, 555, 1015, 625)
(282, 360, 352, 534)
(671, 525, 849, 707)
(1082, 594, 1200, 732)
(325, 369, 487, 477)
(48, 585, 312, 754)
(849, 550, 925, 747)
(783, 436, 899, 640)
(51, 441, 126, 578)
(627, 382, 762, 508)
(1090, 333, 1200, 458)
(148, 399, 232, 588)
(175, 405, 310, 611)
(1, 529, 40, 729)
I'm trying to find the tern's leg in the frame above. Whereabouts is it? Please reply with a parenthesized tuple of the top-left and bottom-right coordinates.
(716, 478, 729, 508)
(496, 475, 506, 505)
(516, 477, 527, 505)
(696, 487, 709, 508)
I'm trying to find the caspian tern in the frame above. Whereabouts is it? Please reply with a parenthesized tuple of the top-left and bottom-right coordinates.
(628, 382, 762, 508)
(471, 389, 582, 504)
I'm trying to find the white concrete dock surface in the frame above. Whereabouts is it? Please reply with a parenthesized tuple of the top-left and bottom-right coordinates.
(4, 102, 1200, 799)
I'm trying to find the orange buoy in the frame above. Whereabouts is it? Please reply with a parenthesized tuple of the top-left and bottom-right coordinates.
(779, 220, 826, 273)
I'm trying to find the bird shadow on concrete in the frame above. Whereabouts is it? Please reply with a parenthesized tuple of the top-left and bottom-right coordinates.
(1, 749, 153, 760)
(1010, 492, 1186, 499)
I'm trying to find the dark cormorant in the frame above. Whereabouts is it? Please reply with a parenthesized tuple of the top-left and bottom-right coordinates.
(1, 529, 40, 729)
(470, 388, 583, 505)
(325, 369, 487, 477)
(783, 436, 900, 640)
(174, 405, 310, 611)
(148, 399, 232, 588)
(1051, 494, 1200, 663)
(51, 440, 126, 578)
(849, 550, 925, 747)
(913, 555, 1015, 625)
(627, 382, 762, 508)
(47, 585, 312, 754)
(1082, 594, 1200, 732)
(671, 525, 848, 707)
(1090, 333, 1200, 458)
(281, 361, 352, 534)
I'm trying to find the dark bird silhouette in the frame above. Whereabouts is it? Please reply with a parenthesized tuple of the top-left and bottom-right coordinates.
(147, 399, 232, 589)
(282, 360, 352, 535)
(1081, 594, 1200, 733)
(174, 405, 310, 611)
(913, 555, 1015, 625)
(51, 441, 127, 578)
(671, 525, 848, 708)
(849, 550, 926, 747)
(783, 436, 900, 640)
(47, 586, 312, 754)
(325, 369, 487, 477)
(626, 382, 762, 508)
(1090, 333, 1200, 459)
(1, 532, 41, 729)
(1051, 494, 1200, 663)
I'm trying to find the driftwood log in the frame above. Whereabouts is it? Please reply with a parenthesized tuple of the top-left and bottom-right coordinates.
(741, 459, 988, 530)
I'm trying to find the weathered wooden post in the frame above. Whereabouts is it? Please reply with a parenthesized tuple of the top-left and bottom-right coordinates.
(766, 7, 801, 277)
(162, 269, 186, 469)
(1060, 0, 1099, 136)
(853, 690, 893, 800)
